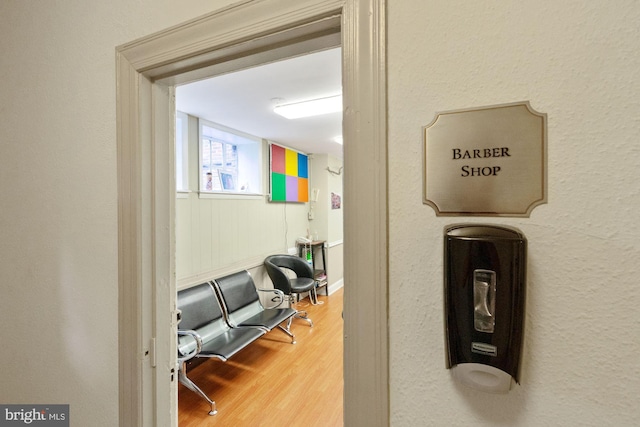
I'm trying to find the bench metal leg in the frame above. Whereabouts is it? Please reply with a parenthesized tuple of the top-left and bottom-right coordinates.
(179, 363, 217, 416)
(277, 324, 297, 344)
(286, 294, 314, 328)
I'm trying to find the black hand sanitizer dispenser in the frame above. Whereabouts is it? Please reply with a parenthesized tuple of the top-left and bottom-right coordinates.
(444, 224, 526, 393)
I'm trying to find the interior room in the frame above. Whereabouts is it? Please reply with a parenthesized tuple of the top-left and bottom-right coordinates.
(174, 46, 345, 423)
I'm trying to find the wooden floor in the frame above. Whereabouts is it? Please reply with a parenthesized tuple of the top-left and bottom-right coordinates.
(178, 288, 344, 427)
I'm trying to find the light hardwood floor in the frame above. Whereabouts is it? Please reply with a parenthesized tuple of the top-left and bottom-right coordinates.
(178, 288, 344, 427)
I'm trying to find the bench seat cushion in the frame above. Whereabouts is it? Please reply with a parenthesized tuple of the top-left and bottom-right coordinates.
(236, 308, 296, 330)
(200, 327, 265, 360)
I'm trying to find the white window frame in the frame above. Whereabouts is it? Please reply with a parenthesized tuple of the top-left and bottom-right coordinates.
(198, 119, 263, 198)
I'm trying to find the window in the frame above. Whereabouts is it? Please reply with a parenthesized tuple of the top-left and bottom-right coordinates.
(199, 119, 262, 195)
(175, 111, 189, 192)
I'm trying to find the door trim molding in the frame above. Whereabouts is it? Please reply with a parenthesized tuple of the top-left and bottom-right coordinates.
(116, 1, 387, 425)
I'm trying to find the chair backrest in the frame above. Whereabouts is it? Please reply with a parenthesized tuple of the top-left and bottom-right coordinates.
(177, 282, 228, 355)
(213, 271, 264, 327)
(264, 254, 314, 294)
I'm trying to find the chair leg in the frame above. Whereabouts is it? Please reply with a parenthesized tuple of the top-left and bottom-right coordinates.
(178, 363, 217, 416)
(287, 294, 313, 327)
(294, 309, 314, 327)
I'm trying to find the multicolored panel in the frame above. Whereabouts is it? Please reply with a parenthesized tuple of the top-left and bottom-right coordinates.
(270, 143, 309, 202)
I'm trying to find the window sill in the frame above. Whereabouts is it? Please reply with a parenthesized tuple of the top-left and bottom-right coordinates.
(198, 191, 264, 201)
(176, 190, 190, 199)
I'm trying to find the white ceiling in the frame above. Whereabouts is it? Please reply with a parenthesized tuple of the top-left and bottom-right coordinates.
(176, 47, 343, 158)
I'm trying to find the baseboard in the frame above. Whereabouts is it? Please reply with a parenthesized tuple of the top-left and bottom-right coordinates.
(327, 278, 344, 295)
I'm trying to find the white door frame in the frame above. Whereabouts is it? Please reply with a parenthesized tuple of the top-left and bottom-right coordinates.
(116, 1, 387, 426)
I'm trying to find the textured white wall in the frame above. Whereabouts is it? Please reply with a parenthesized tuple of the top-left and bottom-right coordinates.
(388, 1, 640, 425)
(328, 155, 344, 244)
(308, 153, 345, 244)
(0, 1, 234, 426)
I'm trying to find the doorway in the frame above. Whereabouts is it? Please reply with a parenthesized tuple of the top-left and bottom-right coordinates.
(115, 1, 387, 426)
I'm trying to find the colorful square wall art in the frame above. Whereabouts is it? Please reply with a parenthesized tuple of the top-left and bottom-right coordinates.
(269, 143, 309, 202)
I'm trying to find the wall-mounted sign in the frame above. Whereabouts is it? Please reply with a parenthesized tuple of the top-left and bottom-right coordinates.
(423, 101, 547, 216)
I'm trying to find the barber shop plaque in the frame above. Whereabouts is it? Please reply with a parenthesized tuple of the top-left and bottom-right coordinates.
(423, 101, 547, 216)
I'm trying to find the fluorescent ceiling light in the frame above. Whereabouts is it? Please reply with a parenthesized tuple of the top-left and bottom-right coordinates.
(274, 95, 342, 119)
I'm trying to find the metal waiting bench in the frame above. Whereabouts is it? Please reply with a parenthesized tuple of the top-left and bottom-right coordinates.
(177, 270, 296, 415)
